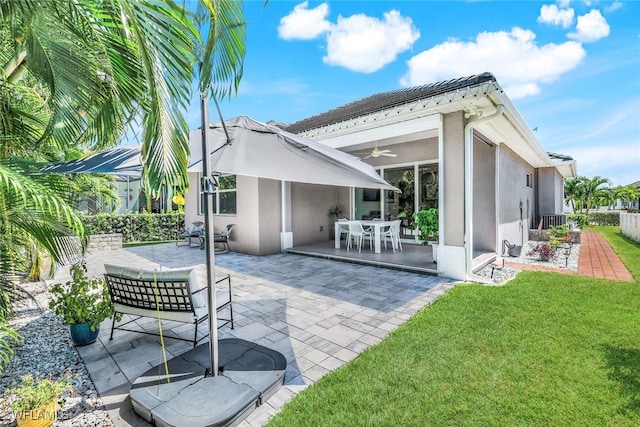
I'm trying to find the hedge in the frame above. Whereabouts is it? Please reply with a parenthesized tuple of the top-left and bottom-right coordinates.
(80, 212, 184, 243)
(586, 211, 620, 226)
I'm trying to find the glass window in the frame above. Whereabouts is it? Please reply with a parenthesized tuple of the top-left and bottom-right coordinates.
(419, 164, 438, 210)
(198, 174, 237, 215)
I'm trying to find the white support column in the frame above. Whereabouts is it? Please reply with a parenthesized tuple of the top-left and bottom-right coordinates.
(280, 181, 293, 250)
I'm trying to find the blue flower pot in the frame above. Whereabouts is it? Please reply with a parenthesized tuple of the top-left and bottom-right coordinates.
(69, 322, 100, 346)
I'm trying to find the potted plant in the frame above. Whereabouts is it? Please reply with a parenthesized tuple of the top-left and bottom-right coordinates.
(413, 208, 439, 262)
(49, 263, 114, 346)
(8, 374, 71, 427)
(328, 205, 345, 239)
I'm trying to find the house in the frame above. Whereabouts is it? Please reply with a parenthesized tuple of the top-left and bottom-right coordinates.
(183, 72, 577, 281)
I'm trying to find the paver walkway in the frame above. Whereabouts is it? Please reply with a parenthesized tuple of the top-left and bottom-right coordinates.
(578, 230, 634, 282)
(503, 230, 634, 282)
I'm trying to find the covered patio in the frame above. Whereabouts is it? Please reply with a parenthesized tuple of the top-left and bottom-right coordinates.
(287, 241, 438, 275)
(55, 243, 455, 426)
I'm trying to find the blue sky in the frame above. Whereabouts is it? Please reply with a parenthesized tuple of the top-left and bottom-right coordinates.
(187, 0, 640, 187)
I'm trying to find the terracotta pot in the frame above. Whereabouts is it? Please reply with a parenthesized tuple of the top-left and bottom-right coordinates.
(16, 399, 57, 427)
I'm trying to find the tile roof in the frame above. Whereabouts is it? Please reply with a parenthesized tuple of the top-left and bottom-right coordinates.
(283, 72, 497, 134)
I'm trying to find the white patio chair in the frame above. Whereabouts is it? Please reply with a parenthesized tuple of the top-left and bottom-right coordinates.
(347, 221, 372, 252)
(382, 220, 403, 253)
(337, 218, 350, 242)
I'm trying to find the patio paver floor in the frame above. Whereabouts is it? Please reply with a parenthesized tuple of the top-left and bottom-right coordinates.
(52, 243, 455, 426)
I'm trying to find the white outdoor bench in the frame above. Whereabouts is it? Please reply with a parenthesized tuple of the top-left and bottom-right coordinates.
(104, 265, 233, 346)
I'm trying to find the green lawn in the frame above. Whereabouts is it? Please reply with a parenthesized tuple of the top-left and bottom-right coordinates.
(268, 230, 640, 427)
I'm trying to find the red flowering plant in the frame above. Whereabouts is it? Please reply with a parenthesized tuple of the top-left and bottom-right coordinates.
(528, 243, 555, 261)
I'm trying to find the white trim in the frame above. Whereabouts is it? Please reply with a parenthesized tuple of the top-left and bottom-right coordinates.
(437, 115, 444, 248)
(313, 114, 442, 149)
(495, 143, 501, 256)
(300, 82, 500, 141)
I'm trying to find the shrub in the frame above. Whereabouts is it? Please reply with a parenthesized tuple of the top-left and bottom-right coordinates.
(567, 214, 588, 229)
(587, 212, 619, 226)
(8, 374, 71, 413)
(80, 212, 183, 243)
(547, 225, 569, 248)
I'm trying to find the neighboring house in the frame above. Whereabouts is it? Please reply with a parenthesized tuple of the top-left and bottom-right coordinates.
(183, 72, 576, 280)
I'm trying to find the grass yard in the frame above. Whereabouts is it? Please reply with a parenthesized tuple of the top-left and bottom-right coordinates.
(268, 230, 640, 426)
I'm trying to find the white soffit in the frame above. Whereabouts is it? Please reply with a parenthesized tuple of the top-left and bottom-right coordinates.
(314, 114, 442, 149)
(555, 160, 578, 178)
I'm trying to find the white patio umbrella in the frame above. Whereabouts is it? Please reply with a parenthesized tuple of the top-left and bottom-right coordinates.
(187, 115, 397, 190)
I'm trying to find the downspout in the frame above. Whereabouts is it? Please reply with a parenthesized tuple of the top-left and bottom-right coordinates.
(464, 105, 504, 281)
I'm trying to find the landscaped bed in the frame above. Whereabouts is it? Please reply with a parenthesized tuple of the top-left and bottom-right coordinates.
(267, 229, 640, 426)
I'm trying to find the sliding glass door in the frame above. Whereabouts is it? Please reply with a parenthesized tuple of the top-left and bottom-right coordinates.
(351, 163, 438, 240)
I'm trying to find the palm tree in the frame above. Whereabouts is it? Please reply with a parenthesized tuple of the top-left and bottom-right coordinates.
(614, 184, 640, 210)
(579, 176, 612, 215)
(0, 0, 248, 372)
(564, 178, 582, 213)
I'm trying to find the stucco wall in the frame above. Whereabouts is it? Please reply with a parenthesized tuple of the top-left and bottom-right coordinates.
(442, 111, 465, 247)
(497, 144, 535, 253)
(473, 136, 496, 252)
(537, 166, 564, 215)
(184, 173, 282, 255)
(291, 183, 345, 245)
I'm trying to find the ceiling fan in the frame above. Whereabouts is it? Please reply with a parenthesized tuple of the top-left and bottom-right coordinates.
(357, 141, 397, 159)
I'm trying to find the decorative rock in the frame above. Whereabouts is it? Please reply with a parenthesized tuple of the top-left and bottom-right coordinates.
(0, 282, 113, 426)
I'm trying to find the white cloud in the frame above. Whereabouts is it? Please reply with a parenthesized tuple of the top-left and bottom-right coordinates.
(568, 9, 610, 42)
(279, 3, 419, 73)
(605, 1, 623, 13)
(323, 10, 420, 73)
(538, 4, 575, 28)
(401, 27, 586, 99)
(572, 142, 640, 185)
(278, 2, 331, 40)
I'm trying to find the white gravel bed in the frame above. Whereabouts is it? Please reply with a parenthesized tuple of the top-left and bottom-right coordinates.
(0, 282, 112, 427)
(475, 241, 581, 285)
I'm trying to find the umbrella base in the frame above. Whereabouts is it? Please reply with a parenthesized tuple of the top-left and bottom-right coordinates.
(130, 338, 287, 427)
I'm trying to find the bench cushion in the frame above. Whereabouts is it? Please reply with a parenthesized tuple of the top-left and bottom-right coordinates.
(105, 264, 144, 279)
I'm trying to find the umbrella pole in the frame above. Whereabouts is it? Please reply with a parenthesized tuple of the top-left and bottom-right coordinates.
(201, 92, 219, 377)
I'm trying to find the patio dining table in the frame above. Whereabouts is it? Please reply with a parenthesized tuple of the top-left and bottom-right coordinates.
(334, 220, 395, 254)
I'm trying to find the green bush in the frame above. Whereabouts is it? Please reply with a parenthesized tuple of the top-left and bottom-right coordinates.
(587, 212, 619, 226)
(80, 212, 184, 243)
(547, 224, 569, 247)
(567, 214, 588, 229)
